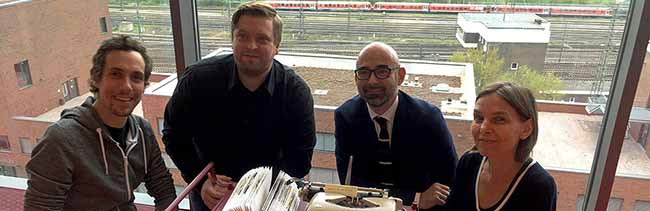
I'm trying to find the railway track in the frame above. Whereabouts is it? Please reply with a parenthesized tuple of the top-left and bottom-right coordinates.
(109, 6, 626, 81)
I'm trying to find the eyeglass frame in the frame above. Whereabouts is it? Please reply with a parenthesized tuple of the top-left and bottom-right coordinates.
(354, 65, 400, 80)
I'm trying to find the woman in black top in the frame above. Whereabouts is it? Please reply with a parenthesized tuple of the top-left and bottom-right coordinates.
(445, 82, 557, 211)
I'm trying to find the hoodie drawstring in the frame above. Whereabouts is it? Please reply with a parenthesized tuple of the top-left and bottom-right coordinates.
(138, 126, 148, 175)
(96, 128, 109, 175)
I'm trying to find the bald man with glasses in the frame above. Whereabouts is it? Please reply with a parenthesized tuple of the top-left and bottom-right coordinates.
(334, 42, 457, 211)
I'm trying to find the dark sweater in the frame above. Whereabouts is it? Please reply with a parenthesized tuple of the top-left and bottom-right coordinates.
(163, 53, 316, 182)
(445, 152, 557, 211)
(25, 97, 176, 211)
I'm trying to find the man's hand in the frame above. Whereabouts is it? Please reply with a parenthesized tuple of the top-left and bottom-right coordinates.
(200, 173, 235, 208)
(419, 182, 450, 209)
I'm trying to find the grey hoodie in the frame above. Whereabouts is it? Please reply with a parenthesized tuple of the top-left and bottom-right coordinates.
(25, 96, 176, 211)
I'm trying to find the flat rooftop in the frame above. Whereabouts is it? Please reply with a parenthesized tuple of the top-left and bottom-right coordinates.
(19, 90, 146, 123)
(457, 13, 550, 43)
(535, 112, 650, 178)
(147, 49, 476, 118)
(294, 67, 462, 108)
(460, 13, 548, 30)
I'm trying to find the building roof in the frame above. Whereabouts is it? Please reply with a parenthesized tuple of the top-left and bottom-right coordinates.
(630, 107, 650, 123)
(535, 112, 650, 178)
(460, 13, 547, 29)
(457, 13, 550, 43)
(146, 49, 477, 118)
(17, 91, 145, 123)
(0, 0, 30, 8)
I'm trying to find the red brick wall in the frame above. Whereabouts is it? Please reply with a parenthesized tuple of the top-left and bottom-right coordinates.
(149, 73, 173, 83)
(315, 107, 335, 133)
(0, 118, 53, 177)
(0, 0, 110, 156)
(628, 122, 650, 158)
(446, 118, 474, 156)
(537, 101, 589, 115)
(549, 169, 650, 211)
(633, 52, 650, 108)
(0, 0, 109, 118)
(142, 94, 169, 152)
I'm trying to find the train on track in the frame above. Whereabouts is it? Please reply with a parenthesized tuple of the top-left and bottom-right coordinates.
(264, 1, 617, 17)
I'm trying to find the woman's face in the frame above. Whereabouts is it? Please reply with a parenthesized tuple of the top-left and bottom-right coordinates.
(471, 94, 533, 160)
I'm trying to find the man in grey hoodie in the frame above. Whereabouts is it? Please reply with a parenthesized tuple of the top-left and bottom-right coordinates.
(24, 35, 177, 211)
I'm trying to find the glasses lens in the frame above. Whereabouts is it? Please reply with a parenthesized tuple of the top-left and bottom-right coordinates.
(375, 68, 391, 79)
(356, 70, 370, 79)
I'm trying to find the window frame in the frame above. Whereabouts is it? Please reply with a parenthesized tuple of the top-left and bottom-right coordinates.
(14, 59, 33, 89)
(19, 137, 32, 154)
(0, 135, 10, 152)
(174, 1, 650, 209)
(99, 17, 108, 33)
(583, 0, 650, 210)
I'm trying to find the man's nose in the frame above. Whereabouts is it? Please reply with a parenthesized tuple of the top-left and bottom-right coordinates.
(368, 72, 381, 83)
(247, 40, 257, 49)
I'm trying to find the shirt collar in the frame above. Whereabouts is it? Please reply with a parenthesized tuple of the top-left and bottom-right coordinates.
(367, 94, 399, 123)
(227, 61, 276, 96)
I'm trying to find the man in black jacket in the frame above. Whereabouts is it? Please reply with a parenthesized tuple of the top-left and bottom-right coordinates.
(335, 42, 457, 211)
(163, 2, 316, 210)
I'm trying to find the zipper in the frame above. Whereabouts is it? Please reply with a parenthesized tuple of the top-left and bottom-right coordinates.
(104, 127, 140, 201)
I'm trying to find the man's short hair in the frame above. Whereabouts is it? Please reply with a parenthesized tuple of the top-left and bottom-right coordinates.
(89, 35, 152, 93)
(231, 1, 283, 48)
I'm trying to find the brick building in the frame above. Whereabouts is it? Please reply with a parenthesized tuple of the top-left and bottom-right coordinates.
(0, 0, 110, 177)
(1, 1, 650, 210)
(455, 13, 550, 72)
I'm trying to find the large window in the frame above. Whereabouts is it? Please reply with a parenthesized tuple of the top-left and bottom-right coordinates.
(19, 137, 32, 154)
(0, 165, 16, 177)
(0, 135, 10, 151)
(109, 0, 176, 73)
(157, 118, 164, 136)
(0, 0, 644, 210)
(315, 133, 335, 152)
(610, 36, 650, 210)
(14, 60, 32, 88)
(99, 17, 108, 33)
(62, 78, 80, 102)
(634, 200, 650, 211)
(308, 167, 340, 184)
(186, 1, 649, 210)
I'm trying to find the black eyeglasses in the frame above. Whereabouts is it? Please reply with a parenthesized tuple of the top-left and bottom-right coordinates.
(354, 66, 399, 80)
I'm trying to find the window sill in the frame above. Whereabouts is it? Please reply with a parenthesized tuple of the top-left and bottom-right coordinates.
(18, 84, 32, 90)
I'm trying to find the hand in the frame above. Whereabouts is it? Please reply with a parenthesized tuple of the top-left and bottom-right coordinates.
(419, 182, 450, 209)
(200, 172, 235, 208)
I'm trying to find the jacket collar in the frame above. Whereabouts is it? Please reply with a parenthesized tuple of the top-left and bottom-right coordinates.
(226, 59, 277, 96)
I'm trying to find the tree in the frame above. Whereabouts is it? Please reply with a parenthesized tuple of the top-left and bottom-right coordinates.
(500, 65, 564, 100)
(450, 48, 564, 100)
(449, 47, 504, 92)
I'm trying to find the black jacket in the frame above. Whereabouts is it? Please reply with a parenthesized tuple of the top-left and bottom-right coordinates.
(163, 53, 316, 183)
(335, 91, 458, 209)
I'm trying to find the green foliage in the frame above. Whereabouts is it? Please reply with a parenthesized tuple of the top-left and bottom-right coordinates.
(450, 48, 563, 100)
(500, 65, 564, 100)
(450, 48, 504, 93)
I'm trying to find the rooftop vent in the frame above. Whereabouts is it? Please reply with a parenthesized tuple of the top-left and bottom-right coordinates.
(432, 83, 450, 92)
(534, 19, 543, 25)
(314, 89, 328, 96)
(401, 81, 422, 88)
